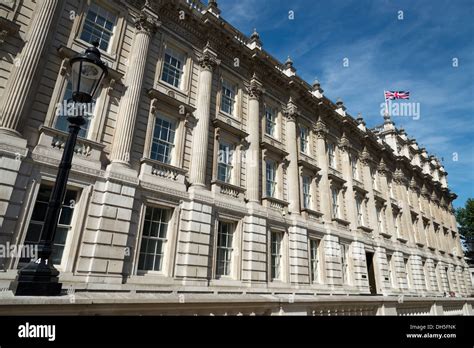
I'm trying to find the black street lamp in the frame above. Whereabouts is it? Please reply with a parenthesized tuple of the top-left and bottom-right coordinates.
(10, 42, 107, 296)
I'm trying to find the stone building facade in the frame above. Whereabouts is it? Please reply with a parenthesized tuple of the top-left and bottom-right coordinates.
(0, 0, 472, 315)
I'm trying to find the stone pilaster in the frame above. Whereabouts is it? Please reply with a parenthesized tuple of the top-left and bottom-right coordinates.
(360, 148, 378, 236)
(109, 11, 159, 165)
(314, 120, 331, 221)
(351, 241, 370, 291)
(175, 199, 213, 282)
(241, 214, 267, 283)
(288, 224, 310, 284)
(338, 134, 356, 229)
(320, 234, 341, 286)
(189, 43, 219, 188)
(283, 98, 300, 214)
(245, 75, 262, 203)
(0, 0, 60, 135)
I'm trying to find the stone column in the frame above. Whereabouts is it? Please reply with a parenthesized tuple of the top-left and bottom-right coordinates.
(245, 75, 263, 202)
(109, 12, 158, 165)
(314, 120, 331, 221)
(338, 133, 356, 229)
(189, 44, 219, 188)
(0, 0, 60, 135)
(284, 98, 300, 214)
(377, 159, 395, 236)
(360, 147, 378, 235)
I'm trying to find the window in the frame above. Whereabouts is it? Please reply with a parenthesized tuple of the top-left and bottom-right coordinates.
(150, 116, 176, 164)
(216, 221, 234, 277)
(161, 48, 184, 89)
(217, 142, 234, 183)
(393, 213, 399, 236)
(300, 125, 309, 154)
(265, 107, 276, 137)
(351, 155, 358, 179)
(80, 3, 116, 52)
(404, 258, 411, 288)
(341, 244, 349, 284)
(55, 81, 93, 138)
(356, 197, 364, 226)
(387, 255, 396, 288)
(309, 239, 320, 283)
(371, 168, 378, 190)
(331, 187, 340, 218)
(138, 207, 171, 272)
(220, 81, 236, 115)
(377, 206, 384, 233)
(302, 176, 311, 209)
(270, 231, 283, 280)
(328, 143, 336, 168)
(20, 184, 78, 266)
(266, 160, 277, 197)
(388, 180, 395, 198)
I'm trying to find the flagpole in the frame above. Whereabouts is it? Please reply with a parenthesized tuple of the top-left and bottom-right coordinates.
(384, 90, 389, 116)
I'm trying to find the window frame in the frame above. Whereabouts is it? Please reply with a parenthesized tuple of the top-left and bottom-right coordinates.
(160, 46, 185, 90)
(327, 142, 336, 169)
(150, 113, 177, 165)
(265, 159, 278, 198)
(215, 220, 236, 278)
(133, 202, 178, 277)
(309, 238, 321, 283)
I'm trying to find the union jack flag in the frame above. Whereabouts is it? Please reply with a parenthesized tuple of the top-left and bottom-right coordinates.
(384, 91, 410, 100)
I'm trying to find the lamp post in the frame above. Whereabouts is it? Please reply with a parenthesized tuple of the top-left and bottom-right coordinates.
(10, 42, 107, 296)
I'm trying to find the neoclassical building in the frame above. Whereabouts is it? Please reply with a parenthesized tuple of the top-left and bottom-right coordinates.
(0, 0, 472, 315)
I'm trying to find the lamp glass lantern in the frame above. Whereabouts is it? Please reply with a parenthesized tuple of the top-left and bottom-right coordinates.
(70, 41, 108, 104)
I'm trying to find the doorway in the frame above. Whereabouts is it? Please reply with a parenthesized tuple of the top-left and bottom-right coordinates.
(366, 252, 377, 295)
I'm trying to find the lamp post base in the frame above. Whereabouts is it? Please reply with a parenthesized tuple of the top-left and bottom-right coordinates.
(9, 259, 62, 296)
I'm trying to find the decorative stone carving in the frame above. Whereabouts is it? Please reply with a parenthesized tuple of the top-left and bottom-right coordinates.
(377, 158, 388, 176)
(135, 11, 160, 35)
(198, 42, 220, 71)
(247, 74, 263, 100)
(283, 97, 299, 122)
(313, 120, 328, 139)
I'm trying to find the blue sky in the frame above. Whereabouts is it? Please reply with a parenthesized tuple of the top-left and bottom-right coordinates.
(217, 0, 474, 208)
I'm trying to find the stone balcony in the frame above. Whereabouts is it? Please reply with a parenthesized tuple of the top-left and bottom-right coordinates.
(211, 180, 246, 200)
(139, 157, 188, 191)
(32, 126, 105, 175)
(262, 196, 289, 213)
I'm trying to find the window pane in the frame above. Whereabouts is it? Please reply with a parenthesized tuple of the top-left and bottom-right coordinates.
(80, 4, 116, 52)
(19, 185, 78, 267)
(216, 221, 234, 277)
(138, 207, 171, 272)
(161, 50, 184, 88)
(151, 116, 176, 164)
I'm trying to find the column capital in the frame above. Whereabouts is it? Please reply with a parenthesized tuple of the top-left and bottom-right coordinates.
(313, 120, 328, 138)
(360, 146, 372, 165)
(135, 11, 160, 35)
(377, 158, 388, 176)
(198, 43, 220, 71)
(247, 74, 263, 100)
(283, 97, 299, 122)
(338, 132, 351, 152)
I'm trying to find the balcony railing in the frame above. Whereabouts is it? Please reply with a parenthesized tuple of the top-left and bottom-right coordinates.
(139, 158, 187, 188)
(211, 180, 246, 200)
(262, 196, 289, 212)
